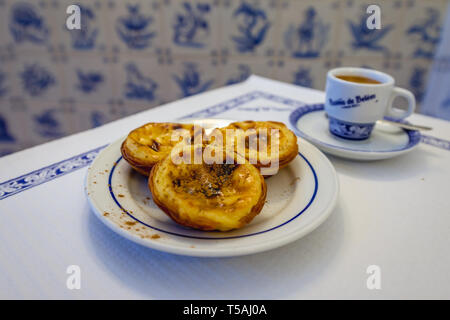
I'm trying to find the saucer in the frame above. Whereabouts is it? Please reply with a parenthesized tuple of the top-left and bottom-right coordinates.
(289, 104, 421, 161)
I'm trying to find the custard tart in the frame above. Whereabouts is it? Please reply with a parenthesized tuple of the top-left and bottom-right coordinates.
(121, 122, 204, 176)
(208, 121, 298, 175)
(148, 145, 267, 231)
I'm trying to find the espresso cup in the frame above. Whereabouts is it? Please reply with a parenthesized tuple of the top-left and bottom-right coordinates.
(324, 67, 416, 140)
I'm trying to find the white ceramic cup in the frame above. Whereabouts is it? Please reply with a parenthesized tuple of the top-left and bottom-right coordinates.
(324, 67, 415, 140)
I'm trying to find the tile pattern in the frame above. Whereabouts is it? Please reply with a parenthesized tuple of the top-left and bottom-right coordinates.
(0, 0, 448, 156)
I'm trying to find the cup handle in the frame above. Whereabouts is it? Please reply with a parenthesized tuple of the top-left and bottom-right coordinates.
(385, 87, 416, 120)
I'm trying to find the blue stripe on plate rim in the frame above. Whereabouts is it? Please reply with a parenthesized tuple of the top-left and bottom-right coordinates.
(289, 104, 422, 153)
(107, 153, 318, 240)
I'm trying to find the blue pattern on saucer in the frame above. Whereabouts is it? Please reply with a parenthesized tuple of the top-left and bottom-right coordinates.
(289, 104, 422, 153)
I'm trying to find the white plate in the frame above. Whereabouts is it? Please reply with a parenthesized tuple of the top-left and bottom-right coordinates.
(289, 104, 421, 161)
(85, 119, 339, 257)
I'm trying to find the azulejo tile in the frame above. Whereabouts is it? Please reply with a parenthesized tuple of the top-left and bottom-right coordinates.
(0, 101, 24, 149)
(9, 53, 65, 102)
(110, 54, 168, 112)
(62, 53, 114, 105)
(5, 0, 53, 54)
(0, 66, 10, 102)
(105, 0, 162, 54)
(166, 56, 218, 101)
(0, 0, 9, 50)
(400, 0, 447, 60)
(338, 56, 386, 70)
(18, 98, 78, 146)
(219, 0, 278, 57)
(0, 143, 20, 158)
(74, 102, 117, 132)
(51, 0, 106, 53)
(392, 58, 433, 110)
(218, 56, 274, 87)
(0, 0, 447, 156)
(337, 0, 402, 58)
(273, 57, 330, 91)
(278, 0, 339, 60)
(162, 0, 221, 55)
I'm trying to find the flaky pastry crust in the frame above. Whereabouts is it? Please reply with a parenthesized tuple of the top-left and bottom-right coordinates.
(208, 121, 298, 174)
(148, 146, 267, 231)
(121, 122, 203, 176)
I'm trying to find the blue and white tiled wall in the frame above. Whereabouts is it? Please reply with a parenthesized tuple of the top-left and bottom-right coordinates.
(0, 0, 448, 156)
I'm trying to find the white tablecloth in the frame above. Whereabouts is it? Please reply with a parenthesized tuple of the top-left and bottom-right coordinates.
(1, 76, 449, 299)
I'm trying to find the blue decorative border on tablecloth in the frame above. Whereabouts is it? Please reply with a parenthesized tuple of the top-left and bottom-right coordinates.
(0, 145, 107, 200)
(179, 90, 304, 119)
(0, 90, 448, 200)
(420, 135, 450, 151)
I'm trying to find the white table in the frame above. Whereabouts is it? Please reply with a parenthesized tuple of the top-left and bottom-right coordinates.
(1, 76, 449, 299)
